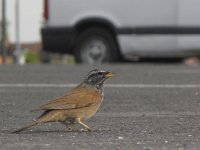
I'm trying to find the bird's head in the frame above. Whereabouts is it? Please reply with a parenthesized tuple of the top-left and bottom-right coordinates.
(83, 69, 114, 89)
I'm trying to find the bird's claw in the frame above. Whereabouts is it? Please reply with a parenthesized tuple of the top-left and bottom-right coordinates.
(80, 128, 92, 132)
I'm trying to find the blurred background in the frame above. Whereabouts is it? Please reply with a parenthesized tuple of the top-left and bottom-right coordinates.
(1, 0, 200, 65)
(0, 0, 43, 64)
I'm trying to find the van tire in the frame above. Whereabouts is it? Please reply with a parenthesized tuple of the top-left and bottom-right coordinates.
(74, 27, 120, 64)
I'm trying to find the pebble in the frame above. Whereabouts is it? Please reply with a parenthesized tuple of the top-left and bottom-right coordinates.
(118, 136, 124, 140)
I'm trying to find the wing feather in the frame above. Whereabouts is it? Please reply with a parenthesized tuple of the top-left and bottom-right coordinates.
(37, 86, 101, 110)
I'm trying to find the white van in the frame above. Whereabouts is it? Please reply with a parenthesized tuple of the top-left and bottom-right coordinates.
(41, 0, 200, 64)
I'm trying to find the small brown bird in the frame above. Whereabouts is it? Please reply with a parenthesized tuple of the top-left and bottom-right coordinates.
(11, 69, 114, 133)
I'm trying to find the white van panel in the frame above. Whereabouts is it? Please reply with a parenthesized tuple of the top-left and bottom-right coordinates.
(118, 35, 177, 54)
(178, 0, 200, 26)
(49, 0, 177, 27)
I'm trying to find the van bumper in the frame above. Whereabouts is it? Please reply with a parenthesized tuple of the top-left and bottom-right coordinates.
(41, 27, 74, 53)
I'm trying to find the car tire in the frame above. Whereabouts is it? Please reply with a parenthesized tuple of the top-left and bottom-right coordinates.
(74, 27, 120, 64)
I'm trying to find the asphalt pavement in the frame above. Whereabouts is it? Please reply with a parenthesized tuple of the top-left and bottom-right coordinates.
(1, 64, 200, 150)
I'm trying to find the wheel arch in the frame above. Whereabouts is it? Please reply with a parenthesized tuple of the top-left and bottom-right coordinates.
(70, 17, 121, 56)
(74, 17, 118, 35)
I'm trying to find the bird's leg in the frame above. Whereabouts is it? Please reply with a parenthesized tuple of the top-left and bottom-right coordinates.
(76, 118, 91, 131)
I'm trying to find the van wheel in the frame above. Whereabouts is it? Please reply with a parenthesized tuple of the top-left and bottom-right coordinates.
(74, 27, 120, 64)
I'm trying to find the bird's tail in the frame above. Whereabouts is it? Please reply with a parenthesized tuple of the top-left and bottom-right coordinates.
(11, 120, 39, 134)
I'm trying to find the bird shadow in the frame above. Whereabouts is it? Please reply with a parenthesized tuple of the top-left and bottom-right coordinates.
(2, 128, 110, 135)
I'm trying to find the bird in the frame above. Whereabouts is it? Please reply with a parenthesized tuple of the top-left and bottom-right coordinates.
(11, 69, 114, 133)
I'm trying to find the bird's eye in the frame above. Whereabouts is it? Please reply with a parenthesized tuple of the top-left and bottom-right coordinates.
(97, 72, 103, 76)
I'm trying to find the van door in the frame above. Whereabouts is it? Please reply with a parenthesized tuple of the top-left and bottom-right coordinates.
(124, 0, 178, 54)
(129, 0, 177, 26)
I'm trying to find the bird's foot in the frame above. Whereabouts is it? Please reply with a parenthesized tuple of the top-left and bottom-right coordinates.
(76, 118, 92, 132)
(80, 128, 92, 132)
(87, 128, 92, 132)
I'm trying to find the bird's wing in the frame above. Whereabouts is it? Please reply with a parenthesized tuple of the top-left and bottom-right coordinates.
(37, 86, 102, 110)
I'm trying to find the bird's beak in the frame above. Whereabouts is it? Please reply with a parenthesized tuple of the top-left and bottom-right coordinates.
(105, 72, 115, 78)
